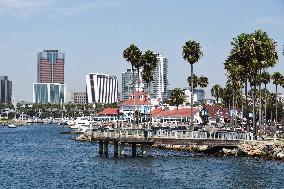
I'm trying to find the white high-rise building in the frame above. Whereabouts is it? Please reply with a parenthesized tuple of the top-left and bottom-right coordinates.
(86, 73, 118, 104)
(150, 53, 169, 101)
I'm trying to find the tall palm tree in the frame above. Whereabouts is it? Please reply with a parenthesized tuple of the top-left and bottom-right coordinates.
(182, 40, 203, 129)
(141, 49, 158, 124)
(225, 30, 278, 139)
(123, 44, 142, 127)
(211, 84, 223, 104)
(261, 71, 270, 125)
(272, 72, 284, 124)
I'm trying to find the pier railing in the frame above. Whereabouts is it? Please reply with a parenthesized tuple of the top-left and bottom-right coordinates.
(89, 129, 254, 141)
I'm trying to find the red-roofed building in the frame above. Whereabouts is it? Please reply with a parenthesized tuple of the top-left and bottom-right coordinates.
(151, 107, 201, 123)
(98, 107, 119, 116)
(119, 91, 152, 121)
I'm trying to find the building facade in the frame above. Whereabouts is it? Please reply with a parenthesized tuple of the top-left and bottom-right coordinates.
(37, 50, 65, 84)
(33, 83, 66, 104)
(183, 88, 198, 105)
(86, 73, 118, 104)
(0, 76, 12, 103)
(194, 89, 205, 102)
(121, 68, 142, 100)
(150, 53, 169, 101)
(71, 92, 87, 104)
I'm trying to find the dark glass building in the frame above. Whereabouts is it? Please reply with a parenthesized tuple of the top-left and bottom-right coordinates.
(0, 76, 12, 103)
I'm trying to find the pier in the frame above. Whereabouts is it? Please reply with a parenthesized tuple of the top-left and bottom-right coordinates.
(89, 129, 253, 157)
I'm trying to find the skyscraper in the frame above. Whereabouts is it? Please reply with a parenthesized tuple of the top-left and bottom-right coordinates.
(150, 53, 169, 101)
(34, 50, 66, 104)
(121, 68, 139, 100)
(37, 50, 65, 84)
(0, 76, 12, 103)
(86, 73, 118, 104)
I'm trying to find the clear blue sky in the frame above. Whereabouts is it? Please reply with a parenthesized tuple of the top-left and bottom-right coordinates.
(0, 0, 284, 102)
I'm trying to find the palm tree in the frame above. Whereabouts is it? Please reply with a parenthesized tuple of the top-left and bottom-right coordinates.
(261, 71, 270, 125)
(225, 30, 278, 138)
(211, 84, 223, 104)
(198, 76, 209, 88)
(170, 88, 186, 124)
(272, 72, 284, 124)
(182, 40, 203, 129)
(123, 44, 142, 127)
(141, 50, 158, 124)
(187, 74, 199, 89)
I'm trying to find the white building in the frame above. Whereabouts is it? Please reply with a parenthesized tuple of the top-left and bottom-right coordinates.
(150, 53, 169, 101)
(86, 73, 118, 104)
(183, 88, 198, 105)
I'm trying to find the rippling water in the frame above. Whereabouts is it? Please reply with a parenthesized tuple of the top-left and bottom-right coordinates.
(1, 124, 284, 189)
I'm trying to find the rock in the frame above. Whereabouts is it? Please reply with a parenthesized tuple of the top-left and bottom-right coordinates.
(276, 152, 284, 159)
(247, 149, 261, 156)
(198, 145, 208, 151)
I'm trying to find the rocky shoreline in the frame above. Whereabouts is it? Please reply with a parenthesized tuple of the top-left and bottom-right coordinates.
(75, 134, 284, 161)
(154, 140, 284, 161)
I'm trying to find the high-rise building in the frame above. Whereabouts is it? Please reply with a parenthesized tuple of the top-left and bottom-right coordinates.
(0, 76, 12, 103)
(150, 53, 169, 101)
(37, 50, 65, 84)
(86, 73, 118, 104)
(33, 83, 66, 104)
(34, 50, 66, 104)
(121, 68, 139, 100)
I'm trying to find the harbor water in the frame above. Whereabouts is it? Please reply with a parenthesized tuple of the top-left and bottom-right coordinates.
(1, 124, 284, 189)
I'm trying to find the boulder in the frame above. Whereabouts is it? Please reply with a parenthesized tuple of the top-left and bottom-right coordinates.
(276, 152, 284, 159)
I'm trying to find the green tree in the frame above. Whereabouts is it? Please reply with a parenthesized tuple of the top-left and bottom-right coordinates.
(225, 30, 278, 138)
(123, 44, 142, 127)
(272, 72, 284, 123)
(211, 84, 223, 104)
(182, 40, 203, 129)
(141, 49, 158, 123)
(261, 71, 271, 125)
(170, 88, 186, 112)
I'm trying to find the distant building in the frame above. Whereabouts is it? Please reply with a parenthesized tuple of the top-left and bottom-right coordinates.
(121, 68, 139, 100)
(122, 53, 169, 102)
(150, 53, 169, 101)
(33, 83, 66, 104)
(86, 73, 118, 104)
(278, 94, 284, 103)
(34, 50, 66, 104)
(0, 76, 12, 103)
(194, 89, 205, 102)
(183, 88, 198, 104)
(37, 50, 65, 84)
(71, 92, 87, 104)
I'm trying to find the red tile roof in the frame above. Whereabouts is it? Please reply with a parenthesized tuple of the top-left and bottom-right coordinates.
(119, 98, 150, 106)
(98, 107, 118, 115)
(151, 107, 198, 118)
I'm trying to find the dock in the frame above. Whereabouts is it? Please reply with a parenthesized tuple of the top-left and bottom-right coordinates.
(89, 129, 254, 157)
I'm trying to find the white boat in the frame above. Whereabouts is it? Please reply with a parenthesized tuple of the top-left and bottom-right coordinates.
(71, 117, 91, 133)
(8, 124, 17, 128)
